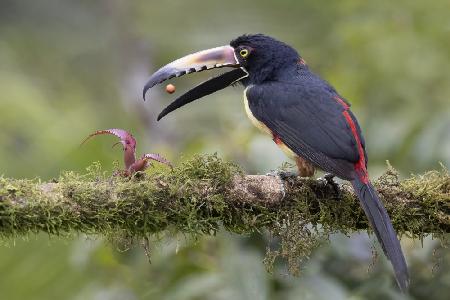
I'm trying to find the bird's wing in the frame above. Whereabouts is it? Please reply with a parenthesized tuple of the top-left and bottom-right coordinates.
(247, 82, 366, 179)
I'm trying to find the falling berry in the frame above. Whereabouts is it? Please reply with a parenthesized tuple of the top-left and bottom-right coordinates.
(166, 84, 176, 94)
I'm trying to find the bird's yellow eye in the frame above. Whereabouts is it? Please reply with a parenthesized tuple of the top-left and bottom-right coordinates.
(240, 49, 249, 58)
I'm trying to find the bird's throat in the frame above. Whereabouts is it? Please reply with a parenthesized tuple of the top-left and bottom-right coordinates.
(243, 87, 272, 136)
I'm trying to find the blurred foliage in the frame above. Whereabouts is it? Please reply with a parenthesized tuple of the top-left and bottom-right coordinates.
(0, 0, 449, 299)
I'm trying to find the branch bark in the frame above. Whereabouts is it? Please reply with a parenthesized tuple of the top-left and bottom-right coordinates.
(0, 155, 449, 240)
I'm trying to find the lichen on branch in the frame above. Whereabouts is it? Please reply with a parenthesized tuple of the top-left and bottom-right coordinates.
(0, 154, 449, 273)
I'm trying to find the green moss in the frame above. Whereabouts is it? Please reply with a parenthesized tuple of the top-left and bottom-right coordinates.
(264, 164, 450, 276)
(57, 154, 247, 243)
(264, 213, 326, 276)
(262, 179, 332, 275)
(1, 155, 449, 277)
(399, 165, 450, 238)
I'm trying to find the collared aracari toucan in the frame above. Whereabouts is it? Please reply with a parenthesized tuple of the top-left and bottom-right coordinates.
(143, 34, 409, 291)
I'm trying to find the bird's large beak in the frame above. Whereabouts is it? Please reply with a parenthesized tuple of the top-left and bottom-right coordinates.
(142, 45, 247, 120)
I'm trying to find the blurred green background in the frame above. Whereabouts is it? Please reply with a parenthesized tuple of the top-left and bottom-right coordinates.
(0, 0, 449, 299)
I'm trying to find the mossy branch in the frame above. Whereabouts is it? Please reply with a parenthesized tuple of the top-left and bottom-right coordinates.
(0, 155, 449, 241)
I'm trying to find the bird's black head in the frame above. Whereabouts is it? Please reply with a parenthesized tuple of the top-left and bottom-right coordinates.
(230, 34, 300, 85)
(143, 34, 302, 120)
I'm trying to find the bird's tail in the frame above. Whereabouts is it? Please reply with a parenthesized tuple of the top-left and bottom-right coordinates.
(351, 178, 409, 292)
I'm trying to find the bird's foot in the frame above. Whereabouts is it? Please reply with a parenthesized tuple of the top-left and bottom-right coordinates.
(318, 173, 341, 198)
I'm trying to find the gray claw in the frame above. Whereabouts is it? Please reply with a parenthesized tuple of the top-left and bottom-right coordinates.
(318, 173, 341, 198)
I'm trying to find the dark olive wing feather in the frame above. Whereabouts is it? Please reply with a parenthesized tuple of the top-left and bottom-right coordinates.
(247, 82, 365, 179)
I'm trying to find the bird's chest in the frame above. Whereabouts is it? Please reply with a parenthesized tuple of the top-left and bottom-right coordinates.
(243, 88, 272, 136)
(243, 88, 297, 159)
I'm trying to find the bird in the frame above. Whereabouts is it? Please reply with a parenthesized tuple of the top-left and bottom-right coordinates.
(142, 34, 409, 292)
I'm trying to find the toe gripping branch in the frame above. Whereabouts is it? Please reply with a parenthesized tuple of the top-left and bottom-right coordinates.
(319, 173, 341, 198)
(81, 128, 172, 176)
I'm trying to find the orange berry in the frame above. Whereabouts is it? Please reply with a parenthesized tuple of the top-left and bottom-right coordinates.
(166, 84, 176, 94)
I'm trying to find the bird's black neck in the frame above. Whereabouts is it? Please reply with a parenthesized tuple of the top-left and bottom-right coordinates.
(241, 62, 309, 87)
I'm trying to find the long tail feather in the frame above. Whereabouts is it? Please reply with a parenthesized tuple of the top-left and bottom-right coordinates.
(351, 178, 409, 292)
